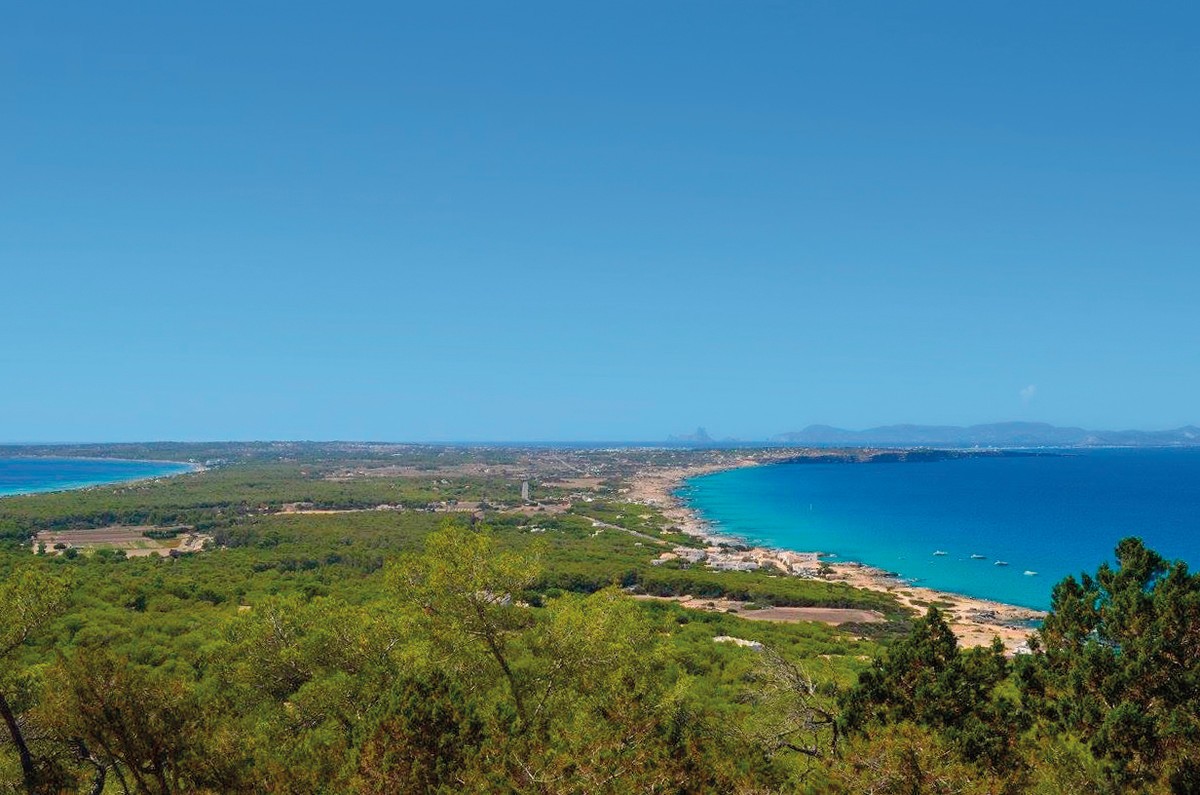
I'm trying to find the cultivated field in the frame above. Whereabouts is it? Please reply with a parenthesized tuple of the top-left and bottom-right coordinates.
(32, 525, 210, 557)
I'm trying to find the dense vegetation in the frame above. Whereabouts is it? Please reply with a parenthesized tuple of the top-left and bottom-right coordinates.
(1, 450, 1196, 793)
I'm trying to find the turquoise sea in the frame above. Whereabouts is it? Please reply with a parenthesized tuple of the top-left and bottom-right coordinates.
(0, 457, 195, 497)
(680, 449, 1200, 610)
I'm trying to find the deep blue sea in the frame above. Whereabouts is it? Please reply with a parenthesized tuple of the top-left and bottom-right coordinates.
(0, 458, 194, 497)
(680, 449, 1200, 610)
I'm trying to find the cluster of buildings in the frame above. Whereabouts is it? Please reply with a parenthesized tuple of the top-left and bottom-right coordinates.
(652, 545, 825, 577)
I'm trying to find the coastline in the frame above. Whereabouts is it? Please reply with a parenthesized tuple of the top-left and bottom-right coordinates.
(628, 453, 1045, 652)
(0, 458, 201, 499)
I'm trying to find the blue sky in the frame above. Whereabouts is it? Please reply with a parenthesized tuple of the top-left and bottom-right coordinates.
(3, 2, 1197, 441)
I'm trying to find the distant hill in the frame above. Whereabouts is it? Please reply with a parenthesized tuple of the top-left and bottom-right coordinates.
(773, 422, 1200, 448)
(667, 426, 713, 444)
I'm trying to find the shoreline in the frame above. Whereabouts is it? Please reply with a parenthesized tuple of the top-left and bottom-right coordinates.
(0, 458, 202, 499)
(627, 453, 1045, 652)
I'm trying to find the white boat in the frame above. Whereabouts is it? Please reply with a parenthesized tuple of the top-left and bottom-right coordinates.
(1024, 570, 1038, 576)
(970, 554, 986, 559)
(994, 560, 1009, 566)
(933, 550, 948, 556)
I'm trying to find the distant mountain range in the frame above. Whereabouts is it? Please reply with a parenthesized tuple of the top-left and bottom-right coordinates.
(772, 422, 1200, 448)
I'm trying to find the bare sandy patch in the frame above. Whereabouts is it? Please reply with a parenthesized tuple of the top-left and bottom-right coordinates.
(542, 477, 605, 490)
(634, 594, 885, 626)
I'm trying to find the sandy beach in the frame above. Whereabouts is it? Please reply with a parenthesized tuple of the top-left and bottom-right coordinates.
(628, 455, 1045, 652)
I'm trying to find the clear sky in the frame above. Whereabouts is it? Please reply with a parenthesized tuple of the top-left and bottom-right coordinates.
(3, 2, 1197, 442)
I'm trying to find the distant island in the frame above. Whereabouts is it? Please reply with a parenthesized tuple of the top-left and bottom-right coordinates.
(667, 426, 713, 444)
(771, 421, 1200, 448)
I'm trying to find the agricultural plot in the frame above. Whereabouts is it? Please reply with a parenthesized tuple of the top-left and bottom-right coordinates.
(32, 525, 209, 557)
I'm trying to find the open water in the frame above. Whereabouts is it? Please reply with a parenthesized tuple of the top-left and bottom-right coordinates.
(0, 457, 194, 497)
(680, 449, 1200, 609)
